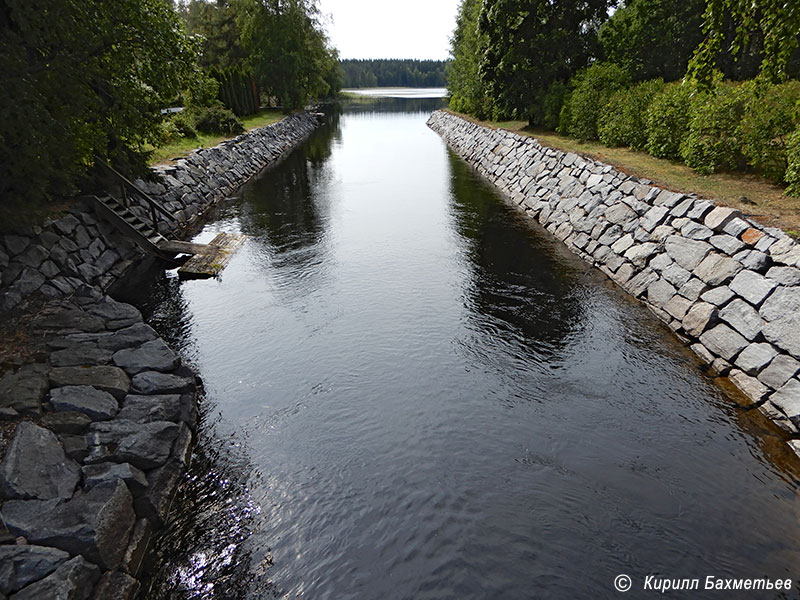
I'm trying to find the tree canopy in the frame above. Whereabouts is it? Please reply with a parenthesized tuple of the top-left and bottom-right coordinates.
(688, 0, 800, 83)
(599, 0, 706, 82)
(477, 0, 611, 122)
(236, 0, 340, 109)
(0, 0, 203, 206)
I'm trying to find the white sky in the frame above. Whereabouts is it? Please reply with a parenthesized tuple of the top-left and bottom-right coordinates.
(315, 0, 461, 60)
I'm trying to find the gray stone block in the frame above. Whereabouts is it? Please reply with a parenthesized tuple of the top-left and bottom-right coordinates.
(0, 422, 79, 500)
(769, 378, 800, 423)
(112, 339, 179, 375)
(49, 386, 119, 420)
(665, 235, 711, 270)
(647, 279, 677, 308)
(11, 556, 99, 600)
(700, 324, 749, 361)
(693, 253, 743, 286)
(719, 298, 763, 341)
(758, 354, 800, 390)
(0, 545, 70, 596)
(728, 270, 777, 306)
(50, 366, 130, 400)
(735, 343, 779, 375)
(762, 315, 800, 360)
(760, 287, 800, 321)
(131, 371, 194, 395)
(682, 302, 718, 338)
(765, 266, 800, 286)
(86, 420, 180, 470)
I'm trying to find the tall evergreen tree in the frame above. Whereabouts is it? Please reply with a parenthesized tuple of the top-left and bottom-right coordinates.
(447, 0, 488, 117)
(599, 0, 705, 82)
(478, 0, 612, 123)
(236, 0, 339, 109)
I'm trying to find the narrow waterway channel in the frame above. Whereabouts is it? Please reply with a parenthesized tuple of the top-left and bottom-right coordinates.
(134, 95, 800, 599)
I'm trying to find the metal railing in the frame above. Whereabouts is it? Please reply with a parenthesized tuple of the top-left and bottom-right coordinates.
(95, 158, 177, 232)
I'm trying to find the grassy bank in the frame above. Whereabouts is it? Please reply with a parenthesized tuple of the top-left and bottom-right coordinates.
(448, 110, 800, 234)
(149, 109, 284, 165)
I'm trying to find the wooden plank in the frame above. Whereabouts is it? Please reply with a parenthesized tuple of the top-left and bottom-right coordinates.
(177, 232, 245, 279)
(158, 240, 210, 255)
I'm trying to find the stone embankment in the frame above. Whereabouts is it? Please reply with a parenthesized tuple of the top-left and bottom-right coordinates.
(428, 110, 800, 454)
(0, 111, 322, 599)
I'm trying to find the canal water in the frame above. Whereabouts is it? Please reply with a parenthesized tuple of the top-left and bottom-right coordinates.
(137, 95, 800, 599)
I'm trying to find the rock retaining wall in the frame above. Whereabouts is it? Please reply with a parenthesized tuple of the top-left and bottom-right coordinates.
(0, 112, 322, 599)
(428, 110, 800, 454)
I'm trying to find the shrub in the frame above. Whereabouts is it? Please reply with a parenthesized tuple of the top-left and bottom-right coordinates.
(645, 81, 696, 160)
(157, 119, 182, 145)
(680, 82, 749, 174)
(741, 80, 800, 182)
(170, 111, 197, 139)
(561, 62, 630, 141)
(191, 102, 244, 135)
(538, 81, 568, 131)
(599, 79, 664, 150)
(786, 126, 800, 196)
(557, 91, 573, 136)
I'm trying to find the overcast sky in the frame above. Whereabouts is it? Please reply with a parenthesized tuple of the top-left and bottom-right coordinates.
(316, 0, 461, 60)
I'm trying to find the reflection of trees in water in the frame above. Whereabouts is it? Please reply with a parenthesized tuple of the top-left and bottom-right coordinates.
(236, 110, 342, 253)
(341, 96, 447, 115)
(446, 151, 582, 354)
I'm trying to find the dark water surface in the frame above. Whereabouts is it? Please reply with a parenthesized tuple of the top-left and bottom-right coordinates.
(136, 98, 800, 599)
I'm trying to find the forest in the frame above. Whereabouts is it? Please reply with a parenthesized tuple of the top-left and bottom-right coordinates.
(340, 59, 448, 88)
(0, 0, 341, 210)
(448, 0, 800, 194)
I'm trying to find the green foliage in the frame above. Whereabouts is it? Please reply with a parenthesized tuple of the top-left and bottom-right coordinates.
(741, 80, 800, 181)
(599, 0, 705, 83)
(478, 0, 612, 125)
(170, 111, 198, 139)
(448, 0, 489, 118)
(644, 82, 696, 159)
(191, 102, 245, 136)
(538, 81, 569, 131)
(786, 127, 800, 195)
(187, 73, 221, 108)
(557, 92, 573, 136)
(341, 59, 447, 88)
(211, 66, 259, 116)
(688, 0, 800, 84)
(0, 0, 203, 208)
(237, 0, 340, 110)
(680, 83, 749, 174)
(599, 79, 664, 149)
(178, 0, 249, 69)
(561, 63, 630, 141)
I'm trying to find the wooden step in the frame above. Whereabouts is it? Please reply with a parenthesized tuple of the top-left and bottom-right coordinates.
(177, 233, 246, 280)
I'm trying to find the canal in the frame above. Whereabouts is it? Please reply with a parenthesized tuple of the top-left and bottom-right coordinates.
(136, 94, 800, 599)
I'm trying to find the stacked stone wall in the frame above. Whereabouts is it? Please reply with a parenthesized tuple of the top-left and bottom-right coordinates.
(0, 112, 320, 313)
(0, 111, 321, 599)
(428, 110, 800, 451)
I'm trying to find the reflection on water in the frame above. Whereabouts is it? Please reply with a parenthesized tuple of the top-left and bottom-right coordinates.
(136, 95, 800, 600)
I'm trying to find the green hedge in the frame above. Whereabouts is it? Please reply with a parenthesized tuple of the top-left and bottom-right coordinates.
(680, 83, 748, 175)
(550, 71, 800, 195)
(559, 62, 630, 141)
(644, 82, 696, 160)
(741, 81, 800, 181)
(599, 79, 664, 150)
